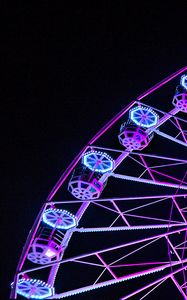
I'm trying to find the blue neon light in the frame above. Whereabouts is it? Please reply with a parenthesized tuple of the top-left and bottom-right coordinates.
(43, 209, 77, 230)
(130, 106, 159, 128)
(82, 151, 114, 173)
(11, 278, 54, 299)
(180, 75, 187, 90)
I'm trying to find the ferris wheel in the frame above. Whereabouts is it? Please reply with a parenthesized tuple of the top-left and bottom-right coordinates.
(11, 66, 187, 299)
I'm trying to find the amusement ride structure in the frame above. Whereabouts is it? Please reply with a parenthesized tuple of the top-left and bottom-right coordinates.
(11, 66, 187, 299)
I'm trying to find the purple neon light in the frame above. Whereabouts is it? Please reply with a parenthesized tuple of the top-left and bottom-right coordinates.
(11, 67, 187, 300)
(45, 249, 56, 258)
(47, 67, 187, 201)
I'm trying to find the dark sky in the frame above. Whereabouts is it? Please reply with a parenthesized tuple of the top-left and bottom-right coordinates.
(2, 2, 187, 299)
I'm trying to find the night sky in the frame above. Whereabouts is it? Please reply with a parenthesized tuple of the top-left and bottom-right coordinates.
(3, 2, 187, 299)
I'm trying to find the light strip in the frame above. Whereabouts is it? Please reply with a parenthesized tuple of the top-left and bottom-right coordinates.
(74, 224, 184, 233)
(111, 173, 187, 190)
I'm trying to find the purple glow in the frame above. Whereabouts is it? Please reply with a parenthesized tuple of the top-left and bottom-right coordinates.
(45, 249, 56, 258)
(118, 123, 152, 150)
(172, 93, 187, 113)
(11, 66, 187, 300)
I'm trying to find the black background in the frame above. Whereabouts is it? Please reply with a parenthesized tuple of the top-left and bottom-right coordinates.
(2, 1, 187, 299)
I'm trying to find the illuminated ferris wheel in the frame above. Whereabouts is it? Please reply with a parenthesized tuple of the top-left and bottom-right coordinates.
(11, 67, 187, 299)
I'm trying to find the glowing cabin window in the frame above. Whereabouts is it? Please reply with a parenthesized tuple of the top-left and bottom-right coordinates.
(82, 151, 114, 173)
(130, 106, 159, 128)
